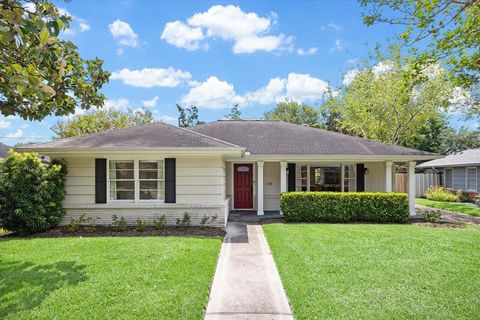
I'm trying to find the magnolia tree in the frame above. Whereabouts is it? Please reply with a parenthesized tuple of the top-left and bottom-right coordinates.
(0, 0, 110, 120)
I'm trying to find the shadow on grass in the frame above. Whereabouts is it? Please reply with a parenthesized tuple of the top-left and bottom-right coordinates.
(0, 260, 87, 318)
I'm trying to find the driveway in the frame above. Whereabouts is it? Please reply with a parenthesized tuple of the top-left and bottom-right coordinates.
(205, 222, 293, 320)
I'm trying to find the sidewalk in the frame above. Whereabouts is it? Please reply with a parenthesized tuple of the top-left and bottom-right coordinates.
(205, 222, 293, 320)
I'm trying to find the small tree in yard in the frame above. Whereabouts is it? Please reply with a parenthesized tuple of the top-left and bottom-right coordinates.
(0, 151, 67, 234)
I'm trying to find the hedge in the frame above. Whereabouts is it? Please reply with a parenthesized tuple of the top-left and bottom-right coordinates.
(280, 192, 409, 223)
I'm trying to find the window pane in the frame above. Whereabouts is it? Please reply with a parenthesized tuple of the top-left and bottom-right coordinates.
(310, 167, 341, 192)
(139, 161, 164, 180)
(109, 160, 134, 179)
(140, 181, 164, 200)
(467, 168, 476, 190)
(344, 164, 356, 179)
(445, 169, 452, 188)
(110, 181, 134, 200)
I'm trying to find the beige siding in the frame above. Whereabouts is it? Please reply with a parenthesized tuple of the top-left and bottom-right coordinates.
(365, 162, 386, 192)
(58, 155, 228, 226)
(264, 162, 280, 211)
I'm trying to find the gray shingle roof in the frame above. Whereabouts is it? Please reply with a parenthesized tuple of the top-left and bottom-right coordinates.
(190, 120, 435, 156)
(417, 148, 480, 168)
(18, 122, 241, 150)
(0, 143, 10, 158)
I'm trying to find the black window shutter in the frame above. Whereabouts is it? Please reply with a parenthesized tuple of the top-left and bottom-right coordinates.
(95, 158, 107, 203)
(165, 158, 176, 203)
(356, 163, 365, 192)
(288, 163, 296, 191)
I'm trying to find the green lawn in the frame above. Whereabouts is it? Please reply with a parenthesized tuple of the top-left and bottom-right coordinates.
(0, 236, 222, 320)
(264, 224, 480, 319)
(416, 198, 480, 217)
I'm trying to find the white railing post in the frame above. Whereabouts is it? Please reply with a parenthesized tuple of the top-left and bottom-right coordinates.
(257, 161, 264, 216)
(408, 162, 416, 216)
(385, 161, 393, 192)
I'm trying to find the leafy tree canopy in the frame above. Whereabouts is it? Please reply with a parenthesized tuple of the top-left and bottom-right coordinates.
(224, 104, 242, 120)
(0, 0, 110, 120)
(264, 100, 319, 127)
(52, 108, 154, 138)
(360, 0, 479, 115)
(324, 45, 457, 146)
(176, 104, 204, 127)
(439, 126, 480, 154)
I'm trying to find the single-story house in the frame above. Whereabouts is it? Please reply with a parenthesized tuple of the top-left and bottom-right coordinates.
(0, 143, 10, 158)
(18, 120, 438, 227)
(417, 148, 480, 200)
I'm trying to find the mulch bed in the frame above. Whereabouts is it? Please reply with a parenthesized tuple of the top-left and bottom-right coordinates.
(411, 221, 465, 228)
(1, 226, 226, 239)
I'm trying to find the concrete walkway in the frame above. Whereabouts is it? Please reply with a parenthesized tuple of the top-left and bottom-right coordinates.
(205, 222, 293, 320)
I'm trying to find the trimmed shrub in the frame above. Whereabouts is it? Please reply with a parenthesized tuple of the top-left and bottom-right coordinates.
(280, 192, 409, 223)
(456, 190, 469, 203)
(0, 151, 67, 234)
(425, 186, 459, 202)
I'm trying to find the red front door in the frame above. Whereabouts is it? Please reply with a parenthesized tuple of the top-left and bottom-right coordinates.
(234, 164, 253, 209)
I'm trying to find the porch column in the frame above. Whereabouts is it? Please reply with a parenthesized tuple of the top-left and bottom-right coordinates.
(408, 161, 416, 216)
(385, 161, 393, 192)
(280, 161, 287, 193)
(257, 161, 264, 216)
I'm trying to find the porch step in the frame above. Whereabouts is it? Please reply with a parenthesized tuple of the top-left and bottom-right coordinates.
(228, 212, 284, 223)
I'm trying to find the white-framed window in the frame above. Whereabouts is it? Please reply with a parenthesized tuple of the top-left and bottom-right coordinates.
(466, 167, 477, 192)
(109, 160, 135, 201)
(108, 159, 165, 202)
(444, 168, 453, 189)
(343, 164, 357, 192)
(139, 160, 165, 200)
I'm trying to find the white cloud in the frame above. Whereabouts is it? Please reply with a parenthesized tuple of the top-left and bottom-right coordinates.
(55, 7, 90, 35)
(20, 124, 29, 129)
(297, 47, 317, 56)
(161, 21, 205, 51)
(157, 115, 177, 124)
(104, 98, 130, 110)
(372, 61, 395, 76)
(321, 23, 342, 31)
(0, 118, 11, 129)
(109, 20, 138, 47)
(244, 77, 286, 105)
(111, 67, 191, 88)
(285, 73, 331, 102)
(342, 69, 360, 85)
(181, 76, 245, 109)
(245, 73, 332, 104)
(78, 20, 91, 32)
(142, 96, 159, 108)
(329, 39, 344, 52)
(161, 5, 291, 54)
(6, 129, 23, 139)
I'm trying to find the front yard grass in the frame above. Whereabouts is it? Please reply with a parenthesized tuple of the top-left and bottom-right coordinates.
(0, 236, 222, 320)
(416, 198, 480, 216)
(264, 224, 480, 319)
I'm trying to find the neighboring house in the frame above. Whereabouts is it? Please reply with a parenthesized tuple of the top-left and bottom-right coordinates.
(417, 148, 480, 200)
(0, 143, 11, 158)
(18, 120, 438, 226)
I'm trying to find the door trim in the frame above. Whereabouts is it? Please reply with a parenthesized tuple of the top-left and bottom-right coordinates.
(232, 163, 254, 210)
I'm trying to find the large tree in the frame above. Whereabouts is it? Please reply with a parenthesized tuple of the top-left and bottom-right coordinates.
(439, 126, 480, 154)
(176, 104, 204, 127)
(224, 104, 242, 120)
(264, 100, 319, 127)
(0, 0, 110, 120)
(360, 0, 479, 115)
(52, 108, 154, 138)
(325, 46, 456, 146)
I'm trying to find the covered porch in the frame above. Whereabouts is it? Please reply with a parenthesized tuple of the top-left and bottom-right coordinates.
(226, 160, 416, 216)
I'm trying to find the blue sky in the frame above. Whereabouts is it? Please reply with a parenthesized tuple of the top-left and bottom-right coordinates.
(0, 0, 476, 145)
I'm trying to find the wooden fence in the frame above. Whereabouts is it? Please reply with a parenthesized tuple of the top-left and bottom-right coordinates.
(395, 173, 441, 197)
